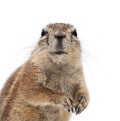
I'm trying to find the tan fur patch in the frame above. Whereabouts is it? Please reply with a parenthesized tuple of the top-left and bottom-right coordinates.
(47, 23, 73, 31)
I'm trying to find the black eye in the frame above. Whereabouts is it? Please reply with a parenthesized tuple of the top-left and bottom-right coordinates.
(41, 29, 48, 37)
(71, 29, 77, 37)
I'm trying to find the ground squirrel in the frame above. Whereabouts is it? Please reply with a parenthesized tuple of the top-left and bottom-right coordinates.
(0, 23, 89, 121)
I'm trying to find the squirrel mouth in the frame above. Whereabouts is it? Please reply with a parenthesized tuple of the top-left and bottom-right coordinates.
(55, 51, 67, 55)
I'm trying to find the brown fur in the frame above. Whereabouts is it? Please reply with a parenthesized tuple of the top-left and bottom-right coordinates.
(0, 23, 89, 121)
(47, 23, 73, 31)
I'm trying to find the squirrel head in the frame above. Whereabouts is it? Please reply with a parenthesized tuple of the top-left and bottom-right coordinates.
(38, 23, 80, 56)
(31, 23, 81, 66)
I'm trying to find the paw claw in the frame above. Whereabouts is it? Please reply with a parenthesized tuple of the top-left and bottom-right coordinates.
(59, 94, 73, 112)
(68, 108, 70, 112)
(73, 95, 88, 114)
(76, 107, 82, 115)
(78, 96, 84, 102)
(71, 107, 74, 112)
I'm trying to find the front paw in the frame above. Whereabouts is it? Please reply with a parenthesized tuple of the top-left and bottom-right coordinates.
(58, 94, 73, 112)
(73, 94, 89, 114)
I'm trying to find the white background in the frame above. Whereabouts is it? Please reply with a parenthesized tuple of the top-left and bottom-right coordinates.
(0, 0, 120, 121)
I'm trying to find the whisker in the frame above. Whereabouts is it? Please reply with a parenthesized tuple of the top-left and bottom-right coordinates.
(31, 47, 45, 59)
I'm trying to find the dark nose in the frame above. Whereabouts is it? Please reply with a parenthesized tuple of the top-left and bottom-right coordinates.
(55, 34, 65, 50)
(55, 34, 66, 40)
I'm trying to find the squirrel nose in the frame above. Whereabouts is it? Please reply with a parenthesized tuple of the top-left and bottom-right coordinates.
(55, 34, 66, 40)
(55, 33, 65, 50)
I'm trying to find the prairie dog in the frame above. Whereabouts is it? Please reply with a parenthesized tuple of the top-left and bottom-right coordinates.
(0, 23, 89, 121)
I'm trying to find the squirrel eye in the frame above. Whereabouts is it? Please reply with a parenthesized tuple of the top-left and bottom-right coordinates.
(71, 29, 77, 37)
(41, 29, 48, 37)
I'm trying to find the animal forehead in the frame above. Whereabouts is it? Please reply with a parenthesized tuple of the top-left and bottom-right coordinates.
(46, 23, 74, 31)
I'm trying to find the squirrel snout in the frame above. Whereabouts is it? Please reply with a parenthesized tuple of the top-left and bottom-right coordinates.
(55, 34, 66, 40)
(55, 32, 66, 50)
(55, 31, 66, 40)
